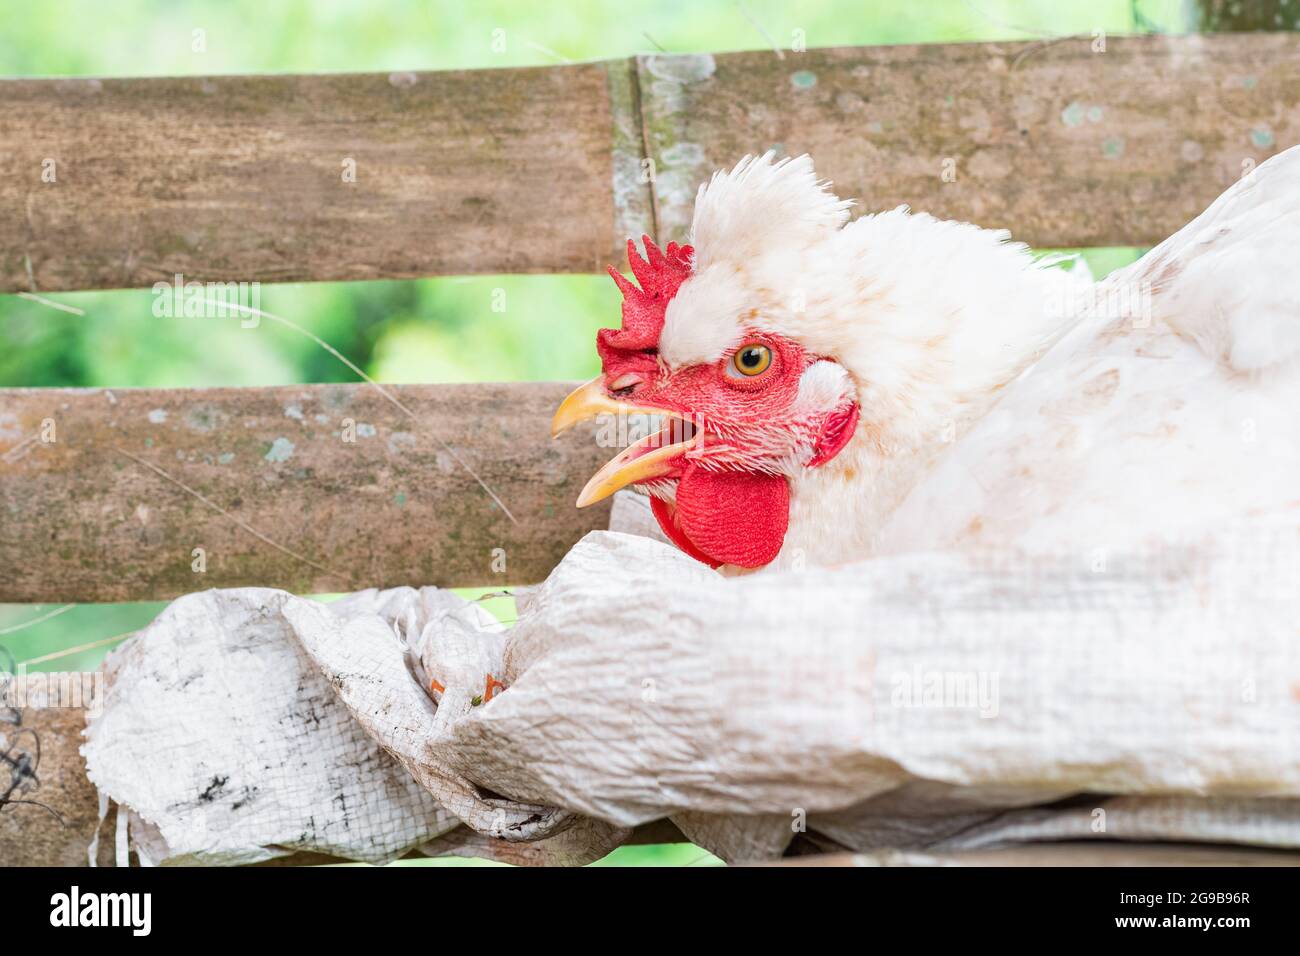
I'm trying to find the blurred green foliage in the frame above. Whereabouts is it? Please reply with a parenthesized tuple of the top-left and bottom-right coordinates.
(2, 0, 1188, 865)
(0, 0, 1189, 76)
(1, 277, 619, 388)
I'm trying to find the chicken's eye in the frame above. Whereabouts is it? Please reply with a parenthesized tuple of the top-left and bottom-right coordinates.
(728, 344, 772, 378)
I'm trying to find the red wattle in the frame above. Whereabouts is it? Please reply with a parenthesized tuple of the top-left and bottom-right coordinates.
(650, 494, 722, 568)
(651, 465, 790, 569)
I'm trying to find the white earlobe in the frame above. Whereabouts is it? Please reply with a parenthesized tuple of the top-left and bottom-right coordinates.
(795, 360, 854, 413)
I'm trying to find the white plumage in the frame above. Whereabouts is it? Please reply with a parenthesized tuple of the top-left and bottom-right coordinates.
(666, 148, 1300, 568)
(876, 146, 1300, 561)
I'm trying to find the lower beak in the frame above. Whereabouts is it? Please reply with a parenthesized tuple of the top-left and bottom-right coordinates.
(551, 377, 696, 507)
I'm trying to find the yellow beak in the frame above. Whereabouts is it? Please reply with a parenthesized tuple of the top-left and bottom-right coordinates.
(551, 377, 637, 438)
(551, 377, 696, 507)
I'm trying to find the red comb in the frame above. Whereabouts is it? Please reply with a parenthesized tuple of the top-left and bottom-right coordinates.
(598, 236, 693, 369)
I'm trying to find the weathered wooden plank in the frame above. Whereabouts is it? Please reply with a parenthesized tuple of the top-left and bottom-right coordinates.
(773, 845, 1300, 866)
(0, 65, 627, 291)
(0, 382, 613, 602)
(0, 678, 114, 866)
(639, 33, 1300, 248)
(2, 36, 1298, 294)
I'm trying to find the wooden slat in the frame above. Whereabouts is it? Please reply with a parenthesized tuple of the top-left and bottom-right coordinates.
(637, 33, 1300, 248)
(0, 382, 612, 602)
(772, 845, 1300, 866)
(2, 35, 1298, 294)
(0, 683, 112, 866)
(0, 65, 630, 290)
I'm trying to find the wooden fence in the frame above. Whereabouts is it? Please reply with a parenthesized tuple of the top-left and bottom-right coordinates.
(2, 34, 1299, 866)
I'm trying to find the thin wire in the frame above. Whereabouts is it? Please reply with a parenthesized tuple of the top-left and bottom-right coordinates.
(18, 631, 133, 667)
(116, 447, 341, 580)
(524, 41, 572, 64)
(958, 0, 1060, 37)
(735, 1, 785, 59)
(198, 298, 518, 525)
(0, 605, 74, 636)
(16, 292, 85, 315)
(1, 431, 39, 463)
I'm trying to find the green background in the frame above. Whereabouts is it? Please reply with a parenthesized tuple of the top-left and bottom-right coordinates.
(0, 0, 1198, 865)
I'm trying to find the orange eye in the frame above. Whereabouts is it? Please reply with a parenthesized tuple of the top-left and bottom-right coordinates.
(728, 344, 772, 378)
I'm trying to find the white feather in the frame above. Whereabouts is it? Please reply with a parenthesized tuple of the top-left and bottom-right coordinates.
(688, 151, 853, 269)
(874, 146, 1300, 562)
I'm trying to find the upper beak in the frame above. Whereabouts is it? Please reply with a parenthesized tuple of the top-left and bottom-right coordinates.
(551, 377, 697, 507)
(551, 377, 639, 438)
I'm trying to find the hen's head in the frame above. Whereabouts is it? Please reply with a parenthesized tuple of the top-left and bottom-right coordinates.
(550, 154, 858, 570)
(553, 152, 1079, 570)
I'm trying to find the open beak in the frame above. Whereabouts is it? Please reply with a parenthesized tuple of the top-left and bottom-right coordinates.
(551, 377, 699, 507)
